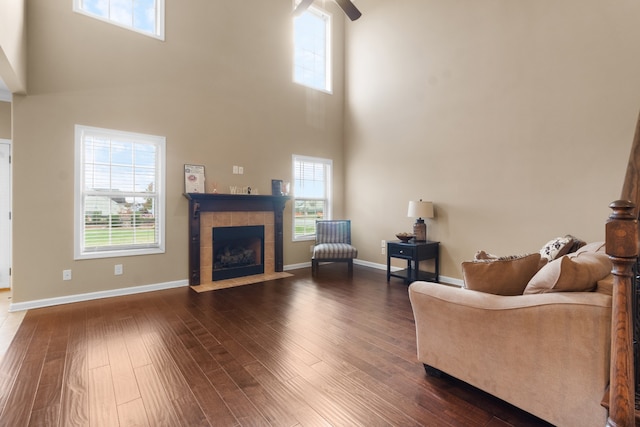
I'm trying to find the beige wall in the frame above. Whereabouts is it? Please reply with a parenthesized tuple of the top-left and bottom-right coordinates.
(0, 101, 9, 139)
(11, 0, 346, 303)
(12, 0, 640, 304)
(0, 0, 27, 93)
(344, 0, 640, 281)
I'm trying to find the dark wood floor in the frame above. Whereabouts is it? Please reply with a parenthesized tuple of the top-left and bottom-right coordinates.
(0, 265, 552, 426)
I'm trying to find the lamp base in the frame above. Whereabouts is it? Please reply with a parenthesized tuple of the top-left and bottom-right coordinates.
(413, 218, 426, 241)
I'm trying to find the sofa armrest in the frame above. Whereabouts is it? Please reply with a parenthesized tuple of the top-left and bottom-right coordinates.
(408, 281, 611, 427)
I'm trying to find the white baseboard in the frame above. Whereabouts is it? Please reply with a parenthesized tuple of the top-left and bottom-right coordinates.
(354, 259, 463, 287)
(439, 276, 464, 287)
(294, 259, 464, 286)
(9, 279, 189, 312)
(284, 262, 311, 271)
(9, 262, 463, 312)
(353, 258, 387, 270)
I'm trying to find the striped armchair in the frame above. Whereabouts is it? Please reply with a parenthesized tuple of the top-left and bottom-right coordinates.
(312, 220, 358, 276)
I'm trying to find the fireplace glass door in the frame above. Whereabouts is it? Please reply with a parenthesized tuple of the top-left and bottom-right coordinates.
(212, 225, 265, 281)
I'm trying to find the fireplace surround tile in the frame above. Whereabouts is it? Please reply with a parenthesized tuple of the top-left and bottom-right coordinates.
(200, 211, 276, 284)
(185, 193, 289, 286)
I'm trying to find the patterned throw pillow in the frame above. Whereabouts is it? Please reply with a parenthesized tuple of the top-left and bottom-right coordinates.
(539, 236, 574, 261)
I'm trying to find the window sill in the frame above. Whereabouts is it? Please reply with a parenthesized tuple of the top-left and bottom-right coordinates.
(74, 246, 165, 261)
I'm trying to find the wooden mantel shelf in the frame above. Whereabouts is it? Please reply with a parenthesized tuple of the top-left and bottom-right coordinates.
(184, 193, 290, 285)
(184, 193, 290, 212)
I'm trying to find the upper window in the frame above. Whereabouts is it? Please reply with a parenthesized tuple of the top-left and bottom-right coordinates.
(293, 5, 332, 93)
(74, 125, 166, 260)
(292, 155, 332, 241)
(73, 0, 165, 40)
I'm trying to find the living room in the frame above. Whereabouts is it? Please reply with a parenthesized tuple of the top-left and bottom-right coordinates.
(1, 0, 640, 425)
(2, 0, 637, 310)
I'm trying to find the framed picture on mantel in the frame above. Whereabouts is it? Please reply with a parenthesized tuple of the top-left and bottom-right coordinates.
(271, 179, 283, 195)
(184, 164, 205, 193)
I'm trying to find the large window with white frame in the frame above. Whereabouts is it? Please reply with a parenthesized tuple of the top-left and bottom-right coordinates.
(293, 4, 332, 93)
(75, 125, 165, 260)
(292, 155, 332, 241)
(73, 0, 165, 40)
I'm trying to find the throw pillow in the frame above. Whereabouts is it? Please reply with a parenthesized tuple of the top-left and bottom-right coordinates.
(565, 234, 587, 253)
(474, 250, 499, 260)
(523, 251, 612, 294)
(462, 253, 542, 296)
(575, 241, 606, 254)
(539, 236, 574, 262)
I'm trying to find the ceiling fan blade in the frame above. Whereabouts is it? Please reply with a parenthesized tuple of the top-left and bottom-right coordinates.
(333, 0, 362, 21)
(293, 0, 315, 16)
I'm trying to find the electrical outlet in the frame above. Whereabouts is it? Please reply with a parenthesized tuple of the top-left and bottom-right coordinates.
(381, 247, 386, 255)
(114, 264, 123, 275)
(233, 165, 239, 174)
(238, 166, 244, 174)
(63, 270, 72, 281)
(381, 239, 386, 247)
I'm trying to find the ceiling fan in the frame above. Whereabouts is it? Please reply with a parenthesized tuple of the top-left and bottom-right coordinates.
(293, 0, 362, 21)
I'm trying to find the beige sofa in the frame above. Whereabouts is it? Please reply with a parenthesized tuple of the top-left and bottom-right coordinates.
(408, 276, 612, 427)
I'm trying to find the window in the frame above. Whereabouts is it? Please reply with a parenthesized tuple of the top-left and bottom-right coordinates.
(75, 125, 165, 259)
(293, 4, 332, 93)
(73, 0, 165, 40)
(292, 155, 332, 241)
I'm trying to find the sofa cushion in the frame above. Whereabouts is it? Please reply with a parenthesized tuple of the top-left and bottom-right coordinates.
(596, 274, 614, 296)
(462, 253, 542, 296)
(524, 251, 612, 294)
(312, 243, 358, 260)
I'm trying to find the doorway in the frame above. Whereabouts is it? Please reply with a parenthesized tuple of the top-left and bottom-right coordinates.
(0, 140, 10, 289)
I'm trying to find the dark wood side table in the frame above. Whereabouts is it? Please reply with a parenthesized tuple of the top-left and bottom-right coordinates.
(387, 240, 440, 284)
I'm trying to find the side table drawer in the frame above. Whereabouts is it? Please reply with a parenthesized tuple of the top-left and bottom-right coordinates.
(388, 244, 415, 259)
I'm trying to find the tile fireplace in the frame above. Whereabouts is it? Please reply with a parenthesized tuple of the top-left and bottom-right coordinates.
(184, 193, 290, 286)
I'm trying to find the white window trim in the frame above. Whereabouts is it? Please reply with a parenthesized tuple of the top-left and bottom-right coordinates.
(293, 5, 333, 94)
(73, 0, 165, 41)
(74, 125, 166, 260)
(292, 154, 332, 242)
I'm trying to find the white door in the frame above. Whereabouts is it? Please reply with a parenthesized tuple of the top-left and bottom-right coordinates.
(0, 140, 10, 288)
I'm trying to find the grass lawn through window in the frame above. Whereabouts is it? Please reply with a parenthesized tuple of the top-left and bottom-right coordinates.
(85, 227, 157, 247)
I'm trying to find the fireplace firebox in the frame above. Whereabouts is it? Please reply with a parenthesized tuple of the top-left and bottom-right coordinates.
(212, 225, 264, 281)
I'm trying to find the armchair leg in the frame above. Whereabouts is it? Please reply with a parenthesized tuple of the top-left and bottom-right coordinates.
(312, 259, 317, 276)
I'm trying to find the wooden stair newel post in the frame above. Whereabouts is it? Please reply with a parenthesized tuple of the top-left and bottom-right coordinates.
(606, 200, 638, 427)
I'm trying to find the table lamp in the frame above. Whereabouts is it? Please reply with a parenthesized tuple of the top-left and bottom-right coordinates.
(407, 200, 434, 241)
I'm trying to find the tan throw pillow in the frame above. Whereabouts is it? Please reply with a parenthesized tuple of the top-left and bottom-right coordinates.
(575, 241, 605, 254)
(462, 253, 542, 296)
(539, 236, 574, 261)
(524, 251, 612, 294)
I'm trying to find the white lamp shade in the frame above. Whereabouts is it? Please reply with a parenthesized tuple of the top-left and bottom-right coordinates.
(407, 200, 434, 219)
